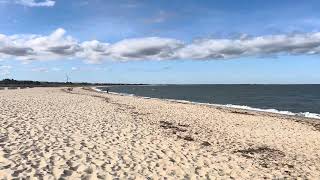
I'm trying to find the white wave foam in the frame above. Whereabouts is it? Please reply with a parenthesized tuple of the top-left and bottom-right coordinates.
(223, 104, 296, 116)
(92, 87, 102, 92)
(111, 92, 135, 96)
(94, 88, 135, 97)
(93, 87, 320, 120)
(297, 112, 320, 119)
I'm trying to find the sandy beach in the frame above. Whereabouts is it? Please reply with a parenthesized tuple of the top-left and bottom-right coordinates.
(1, 87, 320, 179)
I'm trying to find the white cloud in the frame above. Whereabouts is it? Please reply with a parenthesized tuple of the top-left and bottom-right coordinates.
(177, 33, 320, 59)
(1, 28, 320, 64)
(106, 37, 183, 61)
(14, 0, 55, 7)
(31, 67, 49, 72)
(52, 67, 61, 71)
(0, 28, 80, 62)
(78, 40, 110, 63)
(0, 65, 11, 69)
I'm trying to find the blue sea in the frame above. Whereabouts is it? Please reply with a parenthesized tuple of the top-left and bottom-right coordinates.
(96, 85, 320, 119)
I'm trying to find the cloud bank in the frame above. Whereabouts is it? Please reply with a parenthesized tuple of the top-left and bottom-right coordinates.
(14, 0, 55, 7)
(1, 28, 320, 63)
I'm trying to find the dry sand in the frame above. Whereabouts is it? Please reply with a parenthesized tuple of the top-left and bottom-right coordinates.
(0, 87, 320, 179)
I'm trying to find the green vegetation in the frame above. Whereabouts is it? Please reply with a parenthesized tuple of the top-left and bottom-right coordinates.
(0, 79, 146, 87)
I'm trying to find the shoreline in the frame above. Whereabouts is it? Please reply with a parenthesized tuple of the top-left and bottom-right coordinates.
(1, 87, 320, 179)
(93, 87, 320, 120)
(91, 87, 320, 132)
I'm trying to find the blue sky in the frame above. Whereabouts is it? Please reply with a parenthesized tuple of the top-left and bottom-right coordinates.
(0, 0, 320, 84)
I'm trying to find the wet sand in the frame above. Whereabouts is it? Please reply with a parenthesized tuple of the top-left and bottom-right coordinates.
(0, 87, 320, 179)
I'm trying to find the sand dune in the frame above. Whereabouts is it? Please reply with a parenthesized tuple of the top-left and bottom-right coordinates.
(0, 87, 320, 179)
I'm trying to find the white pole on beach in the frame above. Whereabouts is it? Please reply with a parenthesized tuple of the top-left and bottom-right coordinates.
(66, 74, 70, 83)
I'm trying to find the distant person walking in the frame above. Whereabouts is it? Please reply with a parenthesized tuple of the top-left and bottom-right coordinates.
(106, 88, 109, 93)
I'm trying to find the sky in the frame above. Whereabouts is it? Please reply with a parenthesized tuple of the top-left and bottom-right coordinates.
(0, 0, 320, 84)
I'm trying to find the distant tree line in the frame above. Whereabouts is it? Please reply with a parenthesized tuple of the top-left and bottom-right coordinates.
(0, 79, 147, 87)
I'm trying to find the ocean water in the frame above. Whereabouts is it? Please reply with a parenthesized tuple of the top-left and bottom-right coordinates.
(96, 85, 320, 119)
